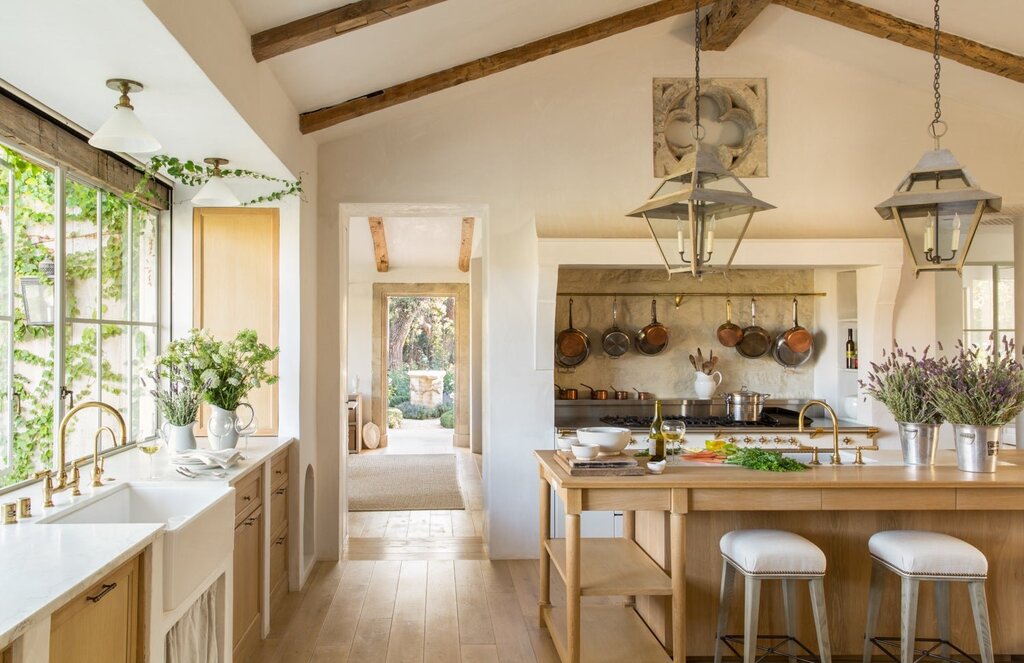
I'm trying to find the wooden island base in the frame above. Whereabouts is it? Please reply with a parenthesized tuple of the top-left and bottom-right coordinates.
(536, 450, 1024, 662)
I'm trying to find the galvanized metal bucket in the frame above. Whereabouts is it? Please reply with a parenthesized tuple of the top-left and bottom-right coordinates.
(897, 422, 941, 466)
(953, 424, 1001, 473)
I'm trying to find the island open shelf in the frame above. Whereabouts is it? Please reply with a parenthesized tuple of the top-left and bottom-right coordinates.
(542, 603, 671, 663)
(544, 537, 672, 597)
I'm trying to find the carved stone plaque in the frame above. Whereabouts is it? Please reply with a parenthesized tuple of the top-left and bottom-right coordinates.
(653, 77, 767, 178)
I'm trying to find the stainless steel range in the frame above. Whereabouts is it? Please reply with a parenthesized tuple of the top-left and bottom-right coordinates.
(555, 398, 881, 451)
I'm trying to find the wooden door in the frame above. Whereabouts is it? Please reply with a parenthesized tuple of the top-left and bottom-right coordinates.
(50, 556, 140, 663)
(193, 208, 279, 435)
(233, 506, 262, 656)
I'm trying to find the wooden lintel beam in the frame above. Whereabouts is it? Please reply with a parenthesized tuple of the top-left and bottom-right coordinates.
(300, 0, 713, 133)
(252, 0, 446, 62)
(458, 217, 474, 273)
(699, 0, 771, 51)
(775, 0, 1024, 84)
(368, 216, 389, 272)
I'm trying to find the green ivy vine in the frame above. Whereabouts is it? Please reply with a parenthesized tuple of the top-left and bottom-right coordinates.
(128, 155, 303, 207)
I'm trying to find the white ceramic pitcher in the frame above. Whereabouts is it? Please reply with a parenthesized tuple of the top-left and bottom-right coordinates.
(161, 421, 197, 453)
(694, 371, 723, 399)
(208, 403, 255, 450)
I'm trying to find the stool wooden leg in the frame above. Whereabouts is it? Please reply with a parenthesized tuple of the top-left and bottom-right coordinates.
(900, 577, 920, 663)
(863, 560, 885, 663)
(743, 577, 761, 663)
(809, 577, 832, 663)
(933, 581, 951, 660)
(967, 581, 994, 663)
(713, 561, 736, 663)
(782, 579, 798, 663)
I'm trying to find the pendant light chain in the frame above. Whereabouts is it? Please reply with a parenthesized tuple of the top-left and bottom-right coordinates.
(692, 2, 704, 142)
(929, 0, 947, 145)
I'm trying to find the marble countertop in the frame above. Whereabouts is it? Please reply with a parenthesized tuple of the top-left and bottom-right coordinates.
(0, 435, 295, 649)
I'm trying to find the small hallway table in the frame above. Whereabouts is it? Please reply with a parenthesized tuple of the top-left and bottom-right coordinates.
(534, 449, 1024, 663)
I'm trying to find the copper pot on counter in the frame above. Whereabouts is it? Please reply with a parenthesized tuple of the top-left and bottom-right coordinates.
(580, 383, 608, 400)
(611, 386, 630, 400)
(633, 388, 653, 401)
(555, 385, 578, 400)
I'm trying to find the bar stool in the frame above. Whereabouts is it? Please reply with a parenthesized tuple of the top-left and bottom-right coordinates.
(714, 529, 832, 663)
(863, 530, 994, 663)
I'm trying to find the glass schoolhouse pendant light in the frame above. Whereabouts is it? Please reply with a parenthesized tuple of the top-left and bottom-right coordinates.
(192, 158, 241, 207)
(874, 0, 1001, 276)
(88, 79, 161, 154)
(626, 3, 773, 278)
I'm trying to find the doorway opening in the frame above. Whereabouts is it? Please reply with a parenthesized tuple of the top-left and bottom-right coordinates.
(385, 295, 456, 451)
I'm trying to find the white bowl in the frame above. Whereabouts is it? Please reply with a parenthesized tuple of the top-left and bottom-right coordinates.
(647, 460, 666, 474)
(571, 443, 600, 460)
(556, 435, 576, 451)
(576, 427, 632, 455)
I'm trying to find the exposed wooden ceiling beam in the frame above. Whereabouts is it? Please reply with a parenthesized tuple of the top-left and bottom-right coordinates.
(368, 216, 389, 272)
(252, 0, 446, 62)
(699, 0, 771, 51)
(300, 0, 713, 133)
(458, 217, 474, 273)
(774, 0, 1024, 84)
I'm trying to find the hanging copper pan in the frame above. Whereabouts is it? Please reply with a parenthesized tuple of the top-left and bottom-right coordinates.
(717, 299, 744, 348)
(555, 298, 590, 368)
(635, 299, 669, 356)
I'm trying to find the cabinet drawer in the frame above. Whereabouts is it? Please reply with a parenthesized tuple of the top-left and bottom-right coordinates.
(270, 527, 288, 596)
(270, 451, 288, 488)
(271, 482, 288, 534)
(233, 505, 262, 656)
(234, 469, 263, 521)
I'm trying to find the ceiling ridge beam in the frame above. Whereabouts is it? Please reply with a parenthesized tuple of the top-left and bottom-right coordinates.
(700, 0, 771, 51)
(252, 0, 446, 62)
(774, 0, 1024, 84)
(299, 0, 714, 133)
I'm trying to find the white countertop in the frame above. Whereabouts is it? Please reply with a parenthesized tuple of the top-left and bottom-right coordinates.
(0, 435, 295, 649)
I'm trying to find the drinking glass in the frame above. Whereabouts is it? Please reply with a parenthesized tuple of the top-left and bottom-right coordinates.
(137, 435, 164, 480)
(235, 413, 259, 456)
(661, 420, 687, 456)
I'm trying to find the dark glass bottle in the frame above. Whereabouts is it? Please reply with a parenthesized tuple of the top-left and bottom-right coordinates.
(649, 400, 665, 462)
(845, 329, 856, 369)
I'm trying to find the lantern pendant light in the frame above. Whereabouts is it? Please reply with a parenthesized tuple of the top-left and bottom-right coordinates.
(192, 158, 241, 207)
(874, 0, 1001, 276)
(626, 3, 773, 278)
(88, 79, 161, 154)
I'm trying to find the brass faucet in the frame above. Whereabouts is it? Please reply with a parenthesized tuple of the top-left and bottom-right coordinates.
(92, 426, 118, 487)
(37, 401, 127, 506)
(798, 400, 842, 466)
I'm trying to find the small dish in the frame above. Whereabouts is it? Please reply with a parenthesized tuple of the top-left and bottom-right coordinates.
(647, 460, 666, 474)
(556, 435, 577, 451)
(571, 443, 600, 460)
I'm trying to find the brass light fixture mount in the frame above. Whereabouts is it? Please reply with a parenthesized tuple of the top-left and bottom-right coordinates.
(204, 157, 230, 175)
(105, 78, 145, 110)
(874, 0, 1001, 276)
(627, 2, 774, 278)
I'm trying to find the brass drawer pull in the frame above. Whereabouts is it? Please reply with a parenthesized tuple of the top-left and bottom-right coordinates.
(275, 536, 286, 545)
(243, 495, 252, 502)
(274, 488, 286, 496)
(244, 516, 258, 527)
(274, 469, 284, 475)
(87, 582, 117, 603)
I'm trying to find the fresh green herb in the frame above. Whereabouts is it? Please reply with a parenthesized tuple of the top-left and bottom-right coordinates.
(725, 448, 807, 472)
(632, 449, 650, 457)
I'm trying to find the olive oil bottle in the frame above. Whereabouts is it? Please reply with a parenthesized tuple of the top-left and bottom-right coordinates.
(649, 400, 666, 462)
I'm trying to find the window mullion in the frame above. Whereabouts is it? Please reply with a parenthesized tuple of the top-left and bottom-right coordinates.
(95, 191, 102, 430)
(127, 204, 134, 441)
(53, 167, 66, 469)
(6, 166, 15, 471)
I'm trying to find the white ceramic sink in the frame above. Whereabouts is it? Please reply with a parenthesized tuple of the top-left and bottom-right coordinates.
(41, 482, 235, 610)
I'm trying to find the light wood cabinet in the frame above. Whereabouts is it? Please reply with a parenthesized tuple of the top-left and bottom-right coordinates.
(49, 555, 141, 663)
(233, 505, 262, 659)
(269, 450, 289, 603)
(193, 207, 279, 435)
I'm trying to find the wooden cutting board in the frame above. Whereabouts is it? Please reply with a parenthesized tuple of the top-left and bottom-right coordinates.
(554, 450, 645, 476)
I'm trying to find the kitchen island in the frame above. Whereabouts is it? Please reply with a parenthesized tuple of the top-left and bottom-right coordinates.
(535, 449, 1024, 663)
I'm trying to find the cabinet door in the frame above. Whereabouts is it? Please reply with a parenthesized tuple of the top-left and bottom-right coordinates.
(50, 556, 140, 663)
(193, 207, 279, 435)
(233, 506, 262, 656)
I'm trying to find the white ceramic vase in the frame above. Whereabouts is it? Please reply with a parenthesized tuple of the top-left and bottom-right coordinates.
(162, 421, 197, 453)
(694, 371, 722, 399)
(208, 403, 255, 450)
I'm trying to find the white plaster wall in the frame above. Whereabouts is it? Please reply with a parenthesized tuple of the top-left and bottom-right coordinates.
(316, 11, 1023, 557)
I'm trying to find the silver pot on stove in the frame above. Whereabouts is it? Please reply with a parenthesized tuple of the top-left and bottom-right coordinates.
(724, 386, 769, 422)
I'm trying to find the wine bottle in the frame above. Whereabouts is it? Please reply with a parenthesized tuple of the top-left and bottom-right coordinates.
(845, 329, 856, 369)
(649, 400, 665, 462)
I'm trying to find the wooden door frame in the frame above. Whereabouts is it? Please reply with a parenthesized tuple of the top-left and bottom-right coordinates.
(371, 283, 470, 448)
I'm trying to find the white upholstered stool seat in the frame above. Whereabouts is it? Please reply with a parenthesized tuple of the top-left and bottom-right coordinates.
(720, 529, 827, 576)
(868, 530, 988, 578)
(715, 530, 832, 663)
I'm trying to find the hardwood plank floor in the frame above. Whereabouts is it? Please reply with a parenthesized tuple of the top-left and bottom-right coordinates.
(252, 559, 561, 663)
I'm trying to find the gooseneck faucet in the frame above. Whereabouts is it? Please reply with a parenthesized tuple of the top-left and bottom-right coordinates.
(798, 400, 842, 466)
(36, 401, 127, 506)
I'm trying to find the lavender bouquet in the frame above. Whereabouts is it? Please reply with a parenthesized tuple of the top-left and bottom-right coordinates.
(928, 337, 1024, 426)
(145, 363, 208, 426)
(861, 344, 942, 424)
